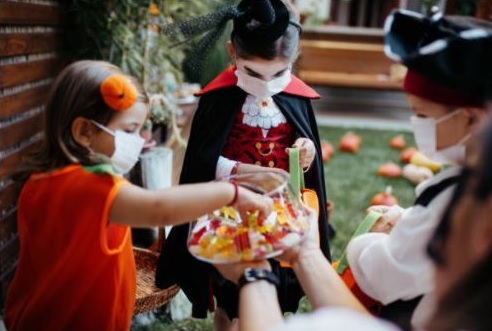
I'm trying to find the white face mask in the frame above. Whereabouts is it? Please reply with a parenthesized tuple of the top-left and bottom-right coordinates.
(431, 134, 471, 164)
(235, 68, 292, 98)
(410, 109, 469, 165)
(91, 121, 145, 174)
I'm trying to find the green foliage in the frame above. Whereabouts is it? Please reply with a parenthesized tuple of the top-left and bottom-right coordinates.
(67, 0, 229, 125)
(319, 127, 416, 260)
(421, 0, 477, 15)
(421, 0, 442, 14)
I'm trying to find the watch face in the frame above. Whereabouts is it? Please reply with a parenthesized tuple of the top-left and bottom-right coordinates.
(245, 268, 266, 280)
(244, 268, 257, 282)
(242, 268, 279, 286)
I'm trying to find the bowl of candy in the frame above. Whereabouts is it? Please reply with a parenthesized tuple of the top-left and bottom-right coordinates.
(187, 171, 310, 263)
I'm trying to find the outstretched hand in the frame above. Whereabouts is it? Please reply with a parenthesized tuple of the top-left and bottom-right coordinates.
(276, 207, 320, 266)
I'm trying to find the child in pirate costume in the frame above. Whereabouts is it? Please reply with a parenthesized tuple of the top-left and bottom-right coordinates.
(346, 9, 492, 330)
(156, 0, 332, 329)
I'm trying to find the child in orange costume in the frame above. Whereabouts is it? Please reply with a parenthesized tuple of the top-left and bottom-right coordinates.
(3, 60, 272, 331)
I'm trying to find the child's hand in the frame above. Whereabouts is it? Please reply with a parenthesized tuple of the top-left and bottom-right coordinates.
(235, 186, 274, 219)
(291, 138, 316, 170)
(368, 205, 404, 233)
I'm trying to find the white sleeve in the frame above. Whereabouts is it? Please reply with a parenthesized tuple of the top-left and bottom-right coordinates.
(215, 156, 237, 180)
(346, 185, 454, 304)
(270, 308, 400, 331)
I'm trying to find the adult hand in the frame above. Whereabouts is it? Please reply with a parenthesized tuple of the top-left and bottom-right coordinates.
(291, 138, 316, 170)
(368, 205, 404, 233)
(276, 207, 320, 265)
(214, 260, 271, 285)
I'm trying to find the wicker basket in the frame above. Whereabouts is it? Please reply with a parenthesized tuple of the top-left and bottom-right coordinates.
(133, 231, 179, 315)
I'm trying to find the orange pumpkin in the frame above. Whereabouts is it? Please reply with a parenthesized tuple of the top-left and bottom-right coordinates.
(377, 162, 402, 178)
(371, 186, 398, 206)
(389, 134, 406, 149)
(100, 74, 138, 111)
(321, 140, 334, 164)
(339, 132, 361, 153)
(400, 147, 418, 164)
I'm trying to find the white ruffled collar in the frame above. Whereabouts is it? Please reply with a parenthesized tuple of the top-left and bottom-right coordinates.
(242, 95, 286, 136)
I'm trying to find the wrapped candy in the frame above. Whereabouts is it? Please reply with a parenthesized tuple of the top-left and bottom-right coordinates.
(187, 171, 310, 263)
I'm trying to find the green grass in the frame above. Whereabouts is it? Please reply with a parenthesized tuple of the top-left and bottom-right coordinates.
(132, 126, 417, 331)
(320, 126, 416, 260)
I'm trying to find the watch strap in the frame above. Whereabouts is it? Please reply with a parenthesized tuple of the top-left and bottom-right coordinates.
(238, 268, 280, 289)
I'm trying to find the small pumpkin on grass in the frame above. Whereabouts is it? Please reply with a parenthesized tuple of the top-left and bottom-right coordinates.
(389, 134, 406, 150)
(377, 162, 402, 178)
(371, 186, 398, 206)
(339, 132, 361, 153)
(400, 147, 418, 163)
(321, 140, 335, 164)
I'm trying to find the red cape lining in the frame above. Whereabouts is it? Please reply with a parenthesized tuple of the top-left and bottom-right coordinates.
(195, 66, 320, 99)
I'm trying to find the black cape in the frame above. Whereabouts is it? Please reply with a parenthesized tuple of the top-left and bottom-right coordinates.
(156, 84, 331, 318)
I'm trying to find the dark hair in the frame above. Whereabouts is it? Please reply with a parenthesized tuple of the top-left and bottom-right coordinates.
(427, 249, 492, 331)
(231, 0, 300, 61)
(15, 60, 148, 181)
(426, 118, 492, 331)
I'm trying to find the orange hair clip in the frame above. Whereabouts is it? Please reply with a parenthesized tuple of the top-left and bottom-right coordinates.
(100, 74, 138, 111)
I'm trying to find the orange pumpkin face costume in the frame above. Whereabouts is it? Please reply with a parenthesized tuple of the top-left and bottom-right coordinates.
(4, 164, 135, 331)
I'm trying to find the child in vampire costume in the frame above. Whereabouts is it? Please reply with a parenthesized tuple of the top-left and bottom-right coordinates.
(156, 0, 332, 326)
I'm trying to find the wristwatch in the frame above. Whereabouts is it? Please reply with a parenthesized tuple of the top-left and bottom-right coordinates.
(238, 268, 280, 289)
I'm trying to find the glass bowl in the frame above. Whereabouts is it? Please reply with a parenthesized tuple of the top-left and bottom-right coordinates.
(187, 171, 310, 264)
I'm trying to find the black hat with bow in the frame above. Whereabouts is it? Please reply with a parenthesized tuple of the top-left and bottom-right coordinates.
(385, 8, 492, 103)
(162, 0, 300, 80)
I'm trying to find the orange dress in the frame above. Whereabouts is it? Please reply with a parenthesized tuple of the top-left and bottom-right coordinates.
(5, 164, 136, 331)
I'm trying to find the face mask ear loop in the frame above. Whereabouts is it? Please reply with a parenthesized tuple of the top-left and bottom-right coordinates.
(87, 146, 95, 156)
(436, 108, 462, 124)
(457, 133, 472, 146)
(90, 120, 115, 137)
(436, 109, 471, 147)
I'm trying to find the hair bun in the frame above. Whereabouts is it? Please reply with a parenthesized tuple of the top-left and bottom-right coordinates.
(250, 0, 276, 25)
(100, 74, 138, 111)
(234, 0, 290, 43)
